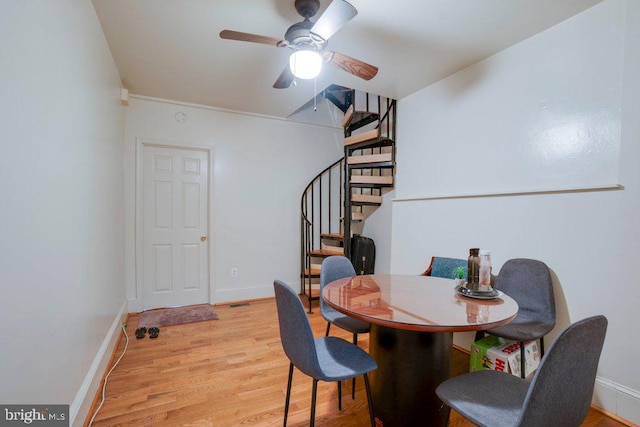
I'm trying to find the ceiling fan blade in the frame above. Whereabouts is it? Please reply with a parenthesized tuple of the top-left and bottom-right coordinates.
(219, 30, 281, 46)
(326, 51, 378, 81)
(273, 65, 295, 89)
(310, 0, 357, 42)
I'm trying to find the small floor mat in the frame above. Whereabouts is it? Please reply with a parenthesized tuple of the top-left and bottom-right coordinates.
(138, 304, 218, 329)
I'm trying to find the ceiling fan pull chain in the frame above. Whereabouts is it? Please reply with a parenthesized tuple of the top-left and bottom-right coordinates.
(314, 77, 317, 112)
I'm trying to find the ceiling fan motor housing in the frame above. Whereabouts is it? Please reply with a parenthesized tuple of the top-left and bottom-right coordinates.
(285, 20, 315, 46)
(295, 0, 320, 19)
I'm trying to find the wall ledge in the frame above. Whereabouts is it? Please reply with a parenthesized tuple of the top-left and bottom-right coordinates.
(393, 184, 624, 202)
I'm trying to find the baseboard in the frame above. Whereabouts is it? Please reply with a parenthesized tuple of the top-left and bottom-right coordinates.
(453, 343, 471, 355)
(592, 376, 640, 426)
(214, 295, 275, 307)
(214, 284, 275, 304)
(127, 297, 142, 314)
(69, 301, 128, 427)
(129, 283, 284, 310)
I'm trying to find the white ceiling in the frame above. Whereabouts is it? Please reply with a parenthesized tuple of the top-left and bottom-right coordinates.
(92, 0, 602, 120)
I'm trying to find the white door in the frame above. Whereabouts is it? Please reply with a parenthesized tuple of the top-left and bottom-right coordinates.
(142, 145, 209, 310)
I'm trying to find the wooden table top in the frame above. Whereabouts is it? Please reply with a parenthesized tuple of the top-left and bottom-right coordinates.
(323, 274, 519, 332)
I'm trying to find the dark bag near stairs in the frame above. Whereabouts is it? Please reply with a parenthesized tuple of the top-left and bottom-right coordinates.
(350, 235, 375, 275)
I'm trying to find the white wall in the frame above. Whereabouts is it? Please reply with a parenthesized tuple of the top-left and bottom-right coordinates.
(397, 3, 623, 200)
(383, 0, 639, 422)
(0, 1, 126, 425)
(124, 97, 343, 309)
(362, 190, 395, 274)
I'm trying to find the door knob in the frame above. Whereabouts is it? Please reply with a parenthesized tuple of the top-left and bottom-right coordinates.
(201, 235, 207, 242)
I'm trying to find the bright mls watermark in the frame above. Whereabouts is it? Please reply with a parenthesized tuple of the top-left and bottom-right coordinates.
(1, 405, 68, 426)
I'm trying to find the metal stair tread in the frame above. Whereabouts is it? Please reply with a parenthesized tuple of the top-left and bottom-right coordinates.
(350, 175, 394, 188)
(342, 212, 365, 222)
(350, 182, 394, 188)
(302, 266, 321, 278)
(351, 194, 383, 204)
(344, 128, 380, 147)
(345, 136, 395, 151)
(320, 233, 344, 240)
(345, 111, 380, 134)
(309, 248, 343, 257)
(351, 200, 382, 206)
(347, 152, 394, 168)
(352, 202, 382, 206)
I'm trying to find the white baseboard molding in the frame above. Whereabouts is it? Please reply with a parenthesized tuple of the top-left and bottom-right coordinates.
(593, 377, 640, 426)
(127, 297, 142, 314)
(128, 282, 300, 311)
(214, 284, 277, 304)
(70, 300, 128, 427)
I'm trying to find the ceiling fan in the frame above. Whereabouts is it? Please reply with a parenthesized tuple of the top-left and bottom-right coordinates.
(220, 0, 378, 89)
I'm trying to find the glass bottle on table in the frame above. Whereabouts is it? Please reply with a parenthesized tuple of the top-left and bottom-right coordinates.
(478, 251, 492, 292)
(467, 248, 480, 291)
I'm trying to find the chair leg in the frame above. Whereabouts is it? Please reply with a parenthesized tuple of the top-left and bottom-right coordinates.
(474, 330, 484, 342)
(520, 342, 526, 379)
(352, 333, 358, 399)
(364, 373, 375, 427)
(310, 379, 318, 427)
(338, 379, 342, 410)
(540, 336, 545, 357)
(325, 322, 331, 337)
(283, 363, 294, 427)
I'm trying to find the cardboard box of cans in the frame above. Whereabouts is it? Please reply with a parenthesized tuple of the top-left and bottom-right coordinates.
(470, 335, 541, 378)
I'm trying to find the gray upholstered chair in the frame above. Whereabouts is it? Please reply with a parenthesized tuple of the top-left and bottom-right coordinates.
(273, 280, 377, 427)
(483, 258, 556, 378)
(422, 256, 467, 279)
(320, 256, 371, 398)
(320, 256, 371, 339)
(436, 315, 607, 427)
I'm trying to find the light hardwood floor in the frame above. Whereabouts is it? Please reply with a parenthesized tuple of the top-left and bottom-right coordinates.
(87, 298, 627, 427)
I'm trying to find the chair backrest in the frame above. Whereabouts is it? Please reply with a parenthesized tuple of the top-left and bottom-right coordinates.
(494, 258, 555, 324)
(517, 315, 608, 427)
(423, 256, 467, 279)
(273, 280, 322, 378)
(320, 256, 356, 312)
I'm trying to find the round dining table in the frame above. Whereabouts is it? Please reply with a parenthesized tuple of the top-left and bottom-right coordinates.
(323, 274, 519, 427)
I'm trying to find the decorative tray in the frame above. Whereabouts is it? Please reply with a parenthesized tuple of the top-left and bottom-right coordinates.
(455, 285, 502, 300)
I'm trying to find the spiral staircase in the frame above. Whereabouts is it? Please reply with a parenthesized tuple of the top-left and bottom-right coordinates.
(300, 85, 397, 312)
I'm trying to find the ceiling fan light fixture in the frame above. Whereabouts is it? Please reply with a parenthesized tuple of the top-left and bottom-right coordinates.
(289, 50, 322, 79)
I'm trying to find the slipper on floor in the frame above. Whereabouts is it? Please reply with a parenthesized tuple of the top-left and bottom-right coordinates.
(148, 327, 159, 339)
(135, 327, 147, 339)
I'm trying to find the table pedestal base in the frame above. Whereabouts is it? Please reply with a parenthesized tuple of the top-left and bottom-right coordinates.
(369, 325, 453, 427)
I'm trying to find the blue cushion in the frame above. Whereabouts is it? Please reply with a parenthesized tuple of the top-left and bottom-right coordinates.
(429, 257, 467, 279)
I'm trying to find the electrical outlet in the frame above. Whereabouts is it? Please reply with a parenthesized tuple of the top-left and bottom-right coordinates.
(231, 268, 239, 278)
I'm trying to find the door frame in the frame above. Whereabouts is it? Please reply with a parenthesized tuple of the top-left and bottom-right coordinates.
(135, 138, 215, 311)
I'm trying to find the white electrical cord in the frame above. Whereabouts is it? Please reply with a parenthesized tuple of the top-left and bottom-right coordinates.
(87, 323, 130, 427)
